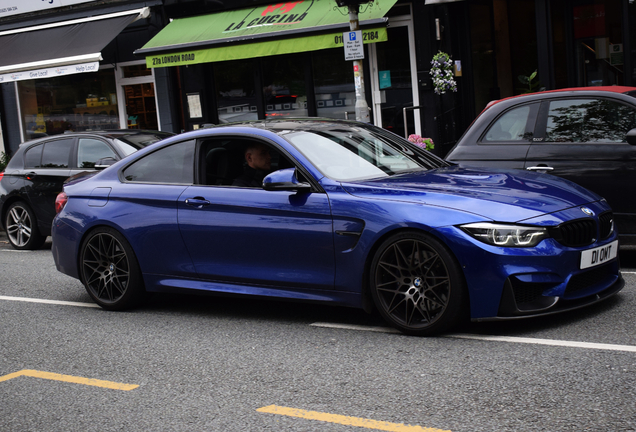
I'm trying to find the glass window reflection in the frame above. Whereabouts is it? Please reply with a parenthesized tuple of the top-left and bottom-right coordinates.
(312, 49, 355, 120)
(262, 55, 308, 119)
(214, 60, 258, 124)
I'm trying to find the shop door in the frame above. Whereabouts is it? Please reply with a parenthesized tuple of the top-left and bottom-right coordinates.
(123, 83, 158, 130)
(369, 16, 420, 138)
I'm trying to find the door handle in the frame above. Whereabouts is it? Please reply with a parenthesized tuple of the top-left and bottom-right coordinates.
(526, 166, 554, 172)
(25, 172, 37, 180)
(185, 197, 211, 209)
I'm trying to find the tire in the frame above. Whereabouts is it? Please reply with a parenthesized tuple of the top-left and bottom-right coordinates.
(79, 227, 144, 310)
(370, 231, 466, 336)
(4, 202, 46, 250)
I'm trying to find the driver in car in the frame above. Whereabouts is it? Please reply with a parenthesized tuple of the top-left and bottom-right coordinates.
(233, 142, 273, 187)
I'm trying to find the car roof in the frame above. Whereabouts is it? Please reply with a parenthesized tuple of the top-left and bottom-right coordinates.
(484, 86, 636, 111)
(19, 130, 174, 147)
(209, 118, 378, 134)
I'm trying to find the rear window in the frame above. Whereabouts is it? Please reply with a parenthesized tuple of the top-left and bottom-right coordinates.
(41, 139, 73, 168)
(122, 140, 195, 184)
(24, 138, 73, 168)
(24, 144, 43, 169)
(545, 98, 636, 143)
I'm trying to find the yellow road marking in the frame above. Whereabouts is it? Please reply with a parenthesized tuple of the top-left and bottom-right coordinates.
(257, 405, 450, 432)
(0, 369, 138, 391)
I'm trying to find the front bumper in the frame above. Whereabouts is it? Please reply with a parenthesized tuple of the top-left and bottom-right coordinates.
(435, 201, 623, 320)
(487, 262, 624, 320)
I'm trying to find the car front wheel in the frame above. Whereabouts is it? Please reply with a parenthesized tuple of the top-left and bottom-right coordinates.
(80, 227, 144, 310)
(370, 231, 466, 336)
(4, 202, 46, 250)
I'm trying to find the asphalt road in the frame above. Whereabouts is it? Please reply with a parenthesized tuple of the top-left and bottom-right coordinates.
(1, 233, 635, 432)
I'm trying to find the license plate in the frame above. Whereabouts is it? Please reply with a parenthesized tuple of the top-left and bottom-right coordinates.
(580, 240, 618, 269)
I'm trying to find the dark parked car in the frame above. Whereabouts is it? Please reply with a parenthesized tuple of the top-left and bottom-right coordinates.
(446, 86, 636, 246)
(0, 130, 174, 250)
(51, 119, 622, 336)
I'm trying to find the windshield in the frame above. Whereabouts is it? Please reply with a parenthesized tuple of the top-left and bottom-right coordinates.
(283, 125, 446, 181)
(115, 132, 173, 156)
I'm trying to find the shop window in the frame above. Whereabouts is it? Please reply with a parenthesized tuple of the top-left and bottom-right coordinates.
(213, 60, 258, 124)
(124, 83, 158, 130)
(312, 49, 355, 120)
(262, 55, 308, 119)
(573, 0, 624, 86)
(18, 69, 119, 139)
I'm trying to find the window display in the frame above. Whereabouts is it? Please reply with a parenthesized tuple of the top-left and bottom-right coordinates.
(18, 69, 120, 140)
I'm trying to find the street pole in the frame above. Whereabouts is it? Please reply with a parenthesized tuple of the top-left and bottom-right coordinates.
(342, 2, 370, 122)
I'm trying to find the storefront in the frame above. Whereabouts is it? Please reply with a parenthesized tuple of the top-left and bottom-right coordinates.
(135, 0, 423, 138)
(0, 1, 164, 154)
(4, 0, 632, 158)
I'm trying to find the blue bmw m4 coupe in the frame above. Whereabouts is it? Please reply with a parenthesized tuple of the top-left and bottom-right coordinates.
(51, 119, 623, 335)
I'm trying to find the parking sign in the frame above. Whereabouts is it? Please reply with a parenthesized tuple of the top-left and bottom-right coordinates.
(343, 30, 364, 60)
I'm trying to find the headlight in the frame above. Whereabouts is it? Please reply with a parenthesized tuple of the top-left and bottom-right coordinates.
(460, 222, 548, 247)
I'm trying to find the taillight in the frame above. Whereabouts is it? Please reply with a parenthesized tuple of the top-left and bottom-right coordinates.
(55, 192, 68, 214)
(0, 172, 4, 181)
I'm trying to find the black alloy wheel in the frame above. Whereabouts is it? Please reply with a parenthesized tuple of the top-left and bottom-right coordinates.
(80, 227, 144, 310)
(4, 202, 46, 250)
(370, 231, 466, 336)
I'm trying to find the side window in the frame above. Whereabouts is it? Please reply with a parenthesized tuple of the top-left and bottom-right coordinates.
(77, 138, 118, 169)
(123, 140, 195, 184)
(24, 144, 43, 168)
(200, 138, 292, 187)
(201, 139, 247, 186)
(41, 138, 73, 168)
(545, 98, 636, 143)
(483, 105, 533, 142)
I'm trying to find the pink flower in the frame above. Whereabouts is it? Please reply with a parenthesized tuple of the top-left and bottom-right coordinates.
(407, 135, 434, 151)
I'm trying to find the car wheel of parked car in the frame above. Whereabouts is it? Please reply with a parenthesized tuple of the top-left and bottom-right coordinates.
(370, 232, 466, 336)
(4, 202, 46, 250)
(80, 227, 144, 310)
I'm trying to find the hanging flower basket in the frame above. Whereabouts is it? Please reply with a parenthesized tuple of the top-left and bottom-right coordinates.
(430, 51, 457, 95)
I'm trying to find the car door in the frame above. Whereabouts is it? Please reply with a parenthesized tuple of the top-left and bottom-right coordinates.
(177, 137, 336, 291)
(23, 138, 73, 233)
(525, 97, 636, 236)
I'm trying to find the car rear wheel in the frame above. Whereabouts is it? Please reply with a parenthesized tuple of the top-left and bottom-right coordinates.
(5, 202, 46, 250)
(370, 231, 466, 336)
(80, 227, 144, 310)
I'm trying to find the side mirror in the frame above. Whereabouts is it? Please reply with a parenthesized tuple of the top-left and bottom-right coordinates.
(94, 157, 117, 170)
(627, 128, 636, 146)
(263, 168, 311, 192)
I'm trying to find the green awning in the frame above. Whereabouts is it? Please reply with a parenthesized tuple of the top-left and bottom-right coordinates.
(135, 0, 397, 68)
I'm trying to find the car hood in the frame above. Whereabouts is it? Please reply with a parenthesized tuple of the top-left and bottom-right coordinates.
(340, 166, 602, 223)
